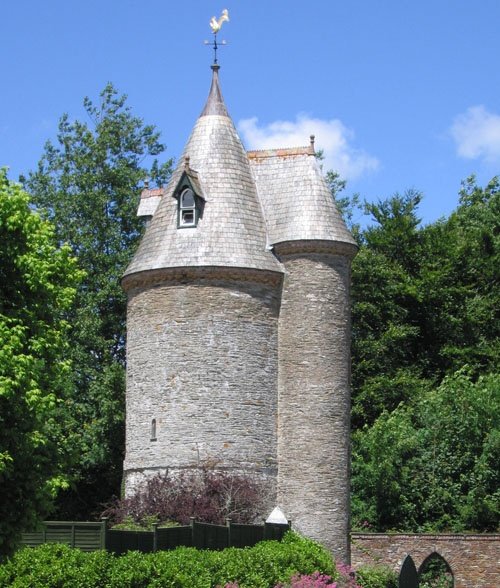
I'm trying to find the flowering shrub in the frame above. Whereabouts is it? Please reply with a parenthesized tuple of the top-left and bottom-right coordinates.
(275, 563, 362, 588)
(279, 571, 338, 587)
(336, 563, 361, 587)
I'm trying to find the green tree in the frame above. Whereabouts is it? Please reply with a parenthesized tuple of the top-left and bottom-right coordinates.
(23, 84, 172, 517)
(345, 178, 499, 531)
(0, 170, 81, 557)
(352, 370, 499, 532)
(416, 175, 499, 378)
(349, 181, 499, 427)
(350, 191, 427, 427)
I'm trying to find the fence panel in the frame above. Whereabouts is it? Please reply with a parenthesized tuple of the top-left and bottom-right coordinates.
(106, 529, 154, 554)
(193, 521, 229, 550)
(20, 522, 104, 551)
(21, 519, 290, 554)
(229, 523, 264, 548)
(45, 526, 73, 545)
(157, 526, 192, 550)
(264, 522, 290, 542)
(136, 531, 155, 553)
(19, 532, 45, 548)
(73, 525, 104, 551)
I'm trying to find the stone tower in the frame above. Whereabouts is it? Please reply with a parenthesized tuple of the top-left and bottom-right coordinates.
(122, 65, 357, 561)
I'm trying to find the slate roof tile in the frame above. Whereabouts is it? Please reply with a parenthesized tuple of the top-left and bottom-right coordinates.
(125, 68, 356, 280)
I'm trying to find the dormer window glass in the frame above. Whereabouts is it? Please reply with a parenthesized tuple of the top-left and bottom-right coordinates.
(179, 188, 197, 227)
(173, 162, 204, 228)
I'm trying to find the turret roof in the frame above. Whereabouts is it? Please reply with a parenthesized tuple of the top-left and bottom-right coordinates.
(124, 66, 282, 278)
(125, 66, 357, 281)
(248, 147, 357, 248)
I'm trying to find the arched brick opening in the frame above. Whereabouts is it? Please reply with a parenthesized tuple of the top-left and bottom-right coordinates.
(351, 533, 499, 588)
(418, 551, 454, 587)
(399, 555, 418, 588)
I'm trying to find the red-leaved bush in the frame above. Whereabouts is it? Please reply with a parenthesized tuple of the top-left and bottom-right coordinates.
(102, 466, 265, 526)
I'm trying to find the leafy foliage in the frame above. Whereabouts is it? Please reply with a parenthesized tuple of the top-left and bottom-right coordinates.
(329, 174, 499, 531)
(102, 467, 265, 526)
(352, 370, 499, 531)
(350, 190, 429, 428)
(351, 178, 499, 429)
(418, 554, 453, 588)
(22, 85, 172, 518)
(354, 565, 397, 588)
(0, 533, 344, 588)
(416, 176, 500, 377)
(0, 170, 81, 557)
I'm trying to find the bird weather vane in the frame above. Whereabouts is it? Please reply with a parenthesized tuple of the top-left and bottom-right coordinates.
(205, 9, 229, 65)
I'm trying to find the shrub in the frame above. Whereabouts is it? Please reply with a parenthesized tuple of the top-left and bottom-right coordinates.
(0, 544, 111, 588)
(204, 532, 337, 588)
(0, 533, 335, 588)
(102, 465, 265, 527)
(355, 564, 397, 588)
(277, 571, 338, 587)
(275, 562, 396, 588)
(0, 533, 396, 588)
(110, 548, 212, 588)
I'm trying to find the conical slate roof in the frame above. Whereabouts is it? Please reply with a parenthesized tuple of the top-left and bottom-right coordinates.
(124, 66, 282, 279)
(248, 146, 357, 249)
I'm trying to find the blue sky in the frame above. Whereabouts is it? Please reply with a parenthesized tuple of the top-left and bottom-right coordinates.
(2, 1, 500, 226)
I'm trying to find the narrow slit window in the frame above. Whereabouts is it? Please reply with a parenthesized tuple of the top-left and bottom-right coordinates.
(151, 419, 157, 441)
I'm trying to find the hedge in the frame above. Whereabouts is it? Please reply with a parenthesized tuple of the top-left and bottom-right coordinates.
(0, 532, 396, 588)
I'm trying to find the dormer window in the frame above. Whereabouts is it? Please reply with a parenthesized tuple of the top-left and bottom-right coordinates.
(179, 188, 196, 227)
(173, 157, 205, 229)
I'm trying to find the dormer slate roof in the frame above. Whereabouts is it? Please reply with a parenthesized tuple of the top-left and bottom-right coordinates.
(124, 67, 355, 280)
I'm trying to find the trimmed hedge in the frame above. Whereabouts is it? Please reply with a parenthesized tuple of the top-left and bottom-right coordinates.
(0, 533, 333, 588)
(0, 532, 396, 588)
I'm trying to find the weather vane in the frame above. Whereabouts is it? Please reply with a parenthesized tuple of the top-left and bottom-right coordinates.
(204, 9, 229, 65)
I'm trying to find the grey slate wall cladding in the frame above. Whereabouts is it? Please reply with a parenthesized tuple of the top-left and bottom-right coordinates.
(125, 275, 280, 487)
(123, 66, 357, 561)
(276, 246, 354, 563)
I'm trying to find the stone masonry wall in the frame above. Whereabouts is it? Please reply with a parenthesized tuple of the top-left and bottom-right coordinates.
(124, 272, 280, 510)
(351, 533, 500, 588)
(277, 248, 353, 563)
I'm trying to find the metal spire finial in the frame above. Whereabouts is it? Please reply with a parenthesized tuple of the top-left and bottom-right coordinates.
(204, 9, 229, 65)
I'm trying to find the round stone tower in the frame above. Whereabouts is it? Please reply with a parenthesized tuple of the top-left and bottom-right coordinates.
(122, 66, 283, 498)
(123, 64, 357, 562)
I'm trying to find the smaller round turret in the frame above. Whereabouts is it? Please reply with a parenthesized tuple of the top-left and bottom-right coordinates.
(249, 144, 357, 561)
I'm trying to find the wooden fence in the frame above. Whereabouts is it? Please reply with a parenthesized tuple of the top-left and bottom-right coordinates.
(20, 518, 290, 554)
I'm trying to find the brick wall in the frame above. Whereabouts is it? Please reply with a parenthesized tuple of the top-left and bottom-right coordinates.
(351, 533, 500, 587)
